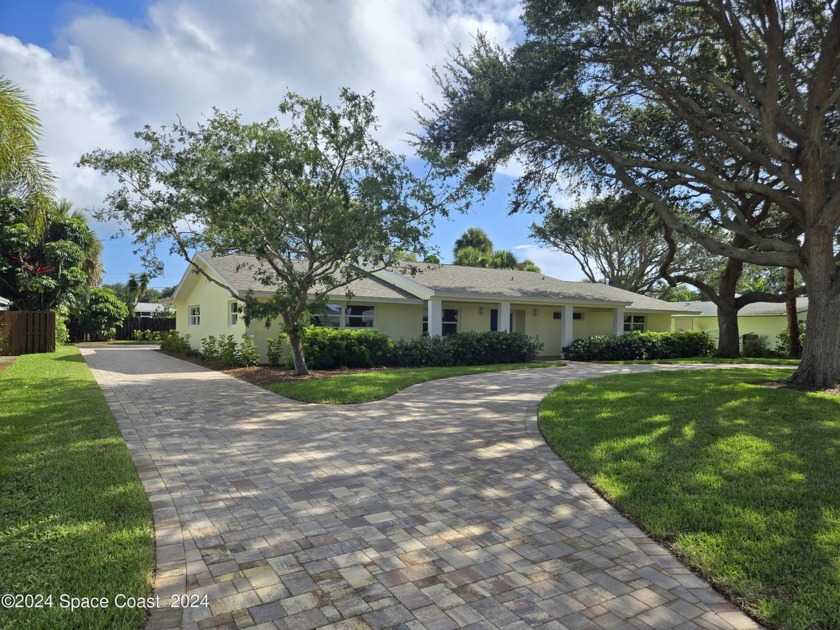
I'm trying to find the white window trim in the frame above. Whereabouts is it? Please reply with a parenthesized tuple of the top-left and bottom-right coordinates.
(188, 305, 201, 326)
(316, 304, 376, 329)
(423, 307, 460, 335)
(624, 314, 646, 332)
(228, 301, 241, 326)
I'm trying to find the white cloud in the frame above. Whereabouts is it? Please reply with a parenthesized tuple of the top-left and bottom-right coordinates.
(0, 0, 522, 281)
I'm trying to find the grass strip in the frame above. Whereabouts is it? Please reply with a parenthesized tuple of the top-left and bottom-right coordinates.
(539, 368, 839, 630)
(0, 346, 153, 630)
(269, 362, 565, 403)
(598, 357, 801, 365)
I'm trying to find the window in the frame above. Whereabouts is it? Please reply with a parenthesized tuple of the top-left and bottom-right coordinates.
(313, 304, 341, 328)
(442, 309, 459, 335)
(624, 315, 646, 332)
(423, 308, 459, 335)
(553, 311, 584, 320)
(312, 304, 373, 329)
(345, 305, 374, 328)
(189, 305, 200, 326)
(229, 301, 241, 326)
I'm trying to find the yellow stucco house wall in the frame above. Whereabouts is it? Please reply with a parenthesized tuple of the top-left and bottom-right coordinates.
(170, 254, 698, 363)
(671, 299, 808, 350)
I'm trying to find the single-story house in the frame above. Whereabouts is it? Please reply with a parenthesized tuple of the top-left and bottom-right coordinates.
(135, 301, 174, 318)
(170, 253, 700, 362)
(671, 298, 808, 346)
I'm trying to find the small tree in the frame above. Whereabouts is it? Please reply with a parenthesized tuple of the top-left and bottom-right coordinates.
(73, 287, 129, 341)
(0, 196, 93, 311)
(80, 89, 468, 375)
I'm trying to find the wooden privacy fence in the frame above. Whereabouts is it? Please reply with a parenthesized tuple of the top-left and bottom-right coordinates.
(114, 316, 176, 341)
(0, 311, 55, 355)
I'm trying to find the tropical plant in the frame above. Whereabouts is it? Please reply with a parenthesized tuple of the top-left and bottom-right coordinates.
(0, 76, 55, 231)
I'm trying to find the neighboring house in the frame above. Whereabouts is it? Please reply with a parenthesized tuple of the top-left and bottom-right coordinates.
(671, 298, 808, 347)
(0, 296, 9, 311)
(170, 253, 699, 362)
(134, 302, 174, 318)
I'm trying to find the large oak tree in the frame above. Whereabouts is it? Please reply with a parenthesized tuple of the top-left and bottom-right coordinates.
(422, 1, 840, 388)
(80, 89, 467, 375)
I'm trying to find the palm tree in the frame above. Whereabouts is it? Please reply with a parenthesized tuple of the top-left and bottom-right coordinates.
(126, 272, 151, 307)
(0, 76, 55, 231)
(454, 246, 489, 267)
(453, 227, 493, 257)
(488, 249, 520, 269)
(520, 259, 541, 273)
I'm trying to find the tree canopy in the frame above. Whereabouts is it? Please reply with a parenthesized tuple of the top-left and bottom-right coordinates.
(0, 197, 100, 311)
(422, 1, 840, 387)
(80, 89, 468, 374)
(452, 226, 541, 272)
(531, 194, 685, 295)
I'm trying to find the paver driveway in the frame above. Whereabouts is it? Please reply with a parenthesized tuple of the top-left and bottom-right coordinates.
(81, 345, 760, 630)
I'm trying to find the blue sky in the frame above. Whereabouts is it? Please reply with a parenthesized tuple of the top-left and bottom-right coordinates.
(1, 0, 583, 290)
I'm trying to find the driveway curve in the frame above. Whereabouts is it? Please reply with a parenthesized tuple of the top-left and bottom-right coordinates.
(81, 345, 760, 630)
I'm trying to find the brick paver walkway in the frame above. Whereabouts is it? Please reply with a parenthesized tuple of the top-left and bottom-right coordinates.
(80, 345, 761, 630)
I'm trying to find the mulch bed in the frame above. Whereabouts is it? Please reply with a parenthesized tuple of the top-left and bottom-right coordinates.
(157, 348, 383, 387)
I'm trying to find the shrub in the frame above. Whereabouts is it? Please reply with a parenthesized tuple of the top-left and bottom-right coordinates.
(238, 335, 259, 367)
(391, 335, 453, 367)
(201, 336, 219, 362)
(73, 287, 129, 341)
(159, 330, 194, 355)
(776, 322, 806, 357)
(301, 327, 393, 369)
(132, 329, 160, 342)
(218, 335, 239, 367)
(564, 331, 715, 361)
(742, 336, 780, 358)
(54, 308, 69, 346)
(391, 331, 543, 367)
(266, 334, 287, 366)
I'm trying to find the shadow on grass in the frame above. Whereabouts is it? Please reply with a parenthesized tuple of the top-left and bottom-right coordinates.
(539, 368, 840, 629)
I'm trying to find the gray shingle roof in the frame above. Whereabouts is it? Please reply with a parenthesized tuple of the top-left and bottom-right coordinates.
(194, 254, 697, 312)
(197, 253, 422, 302)
(673, 298, 808, 318)
(383, 263, 697, 312)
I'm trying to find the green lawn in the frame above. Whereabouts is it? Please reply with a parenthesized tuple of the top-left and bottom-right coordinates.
(600, 357, 801, 365)
(539, 368, 839, 630)
(269, 362, 565, 403)
(0, 346, 154, 630)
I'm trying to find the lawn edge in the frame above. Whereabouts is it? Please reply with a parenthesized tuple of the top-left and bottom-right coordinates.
(534, 368, 786, 630)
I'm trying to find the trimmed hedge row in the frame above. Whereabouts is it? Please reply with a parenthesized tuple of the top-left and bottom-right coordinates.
(564, 331, 715, 361)
(294, 328, 544, 369)
(301, 327, 393, 369)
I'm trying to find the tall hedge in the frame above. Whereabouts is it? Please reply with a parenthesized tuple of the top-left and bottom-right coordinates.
(300, 328, 544, 369)
(564, 331, 714, 361)
(301, 327, 393, 369)
(392, 331, 544, 367)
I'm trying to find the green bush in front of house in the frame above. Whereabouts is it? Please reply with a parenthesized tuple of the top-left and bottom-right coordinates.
(392, 331, 544, 367)
(301, 327, 394, 369)
(564, 330, 715, 361)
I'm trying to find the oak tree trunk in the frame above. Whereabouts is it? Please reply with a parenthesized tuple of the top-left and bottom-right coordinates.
(716, 300, 741, 358)
(785, 267, 802, 358)
(286, 329, 311, 376)
(787, 227, 840, 388)
(714, 256, 743, 358)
